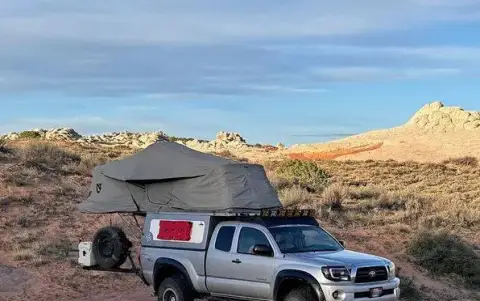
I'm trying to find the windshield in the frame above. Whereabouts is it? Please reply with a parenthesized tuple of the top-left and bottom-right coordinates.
(269, 225, 343, 253)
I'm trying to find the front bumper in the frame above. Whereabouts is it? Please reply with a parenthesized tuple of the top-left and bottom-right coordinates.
(320, 278, 400, 301)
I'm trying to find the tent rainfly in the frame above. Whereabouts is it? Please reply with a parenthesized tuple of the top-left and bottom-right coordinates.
(77, 140, 282, 213)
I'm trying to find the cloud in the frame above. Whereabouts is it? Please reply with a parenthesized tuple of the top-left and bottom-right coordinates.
(0, 0, 479, 97)
(311, 67, 461, 81)
(0, 1, 478, 44)
(263, 44, 480, 62)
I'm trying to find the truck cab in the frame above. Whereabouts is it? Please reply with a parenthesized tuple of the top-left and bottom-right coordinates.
(139, 209, 400, 301)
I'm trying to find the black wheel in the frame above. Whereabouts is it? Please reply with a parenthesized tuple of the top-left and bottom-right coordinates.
(158, 275, 194, 301)
(92, 226, 132, 269)
(284, 285, 322, 301)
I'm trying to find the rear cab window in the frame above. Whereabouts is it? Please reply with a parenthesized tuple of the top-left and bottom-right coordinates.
(215, 226, 236, 252)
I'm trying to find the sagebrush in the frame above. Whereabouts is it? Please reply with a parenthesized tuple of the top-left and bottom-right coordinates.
(407, 230, 480, 288)
(275, 160, 329, 192)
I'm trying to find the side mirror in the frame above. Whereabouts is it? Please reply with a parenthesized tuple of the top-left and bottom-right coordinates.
(253, 244, 273, 257)
(339, 240, 346, 248)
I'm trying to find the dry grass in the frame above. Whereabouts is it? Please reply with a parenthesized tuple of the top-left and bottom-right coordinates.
(278, 186, 313, 208)
(20, 142, 82, 170)
(312, 159, 480, 230)
(321, 183, 345, 210)
(1, 140, 479, 300)
(442, 156, 478, 167)
(211, 150, 249, 162)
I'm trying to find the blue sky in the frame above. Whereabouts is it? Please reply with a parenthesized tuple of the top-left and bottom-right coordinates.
(0, 1, 479, 145)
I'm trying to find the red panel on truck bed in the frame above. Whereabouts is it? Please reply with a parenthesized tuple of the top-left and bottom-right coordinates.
(157, 220, 193, 241)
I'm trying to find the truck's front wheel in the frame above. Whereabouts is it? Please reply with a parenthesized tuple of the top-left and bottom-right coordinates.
(158, 275, 194, 301)
(284, 285, 320, 301)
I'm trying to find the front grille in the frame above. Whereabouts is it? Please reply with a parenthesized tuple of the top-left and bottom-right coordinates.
(354, 289, 394, 298)
(354, 266, 388, 283)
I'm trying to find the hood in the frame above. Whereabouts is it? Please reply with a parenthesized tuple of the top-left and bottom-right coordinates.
(285, 250, 386, 268)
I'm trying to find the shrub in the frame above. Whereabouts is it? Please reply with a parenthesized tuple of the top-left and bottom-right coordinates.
(18, 131, 42, 139)
(0, 139, 14, 161)
(262, 160, 282, 171)
(375, 192, 407, 211)
(321, 183, 344, 210)
(20, 143, 81, 170)
(10, 194, 35, 205)
(268, 174, 293, 191)
(36, 238, 72, 261)
(13, 250, 35, 262)
(17, 216, 33, 228)
(65, 153, 108, 176)
(347, 186, 384, 200)
(442, 156, 478, 167)
(278, 186, 313, 208)
(407, 230, 480, 288)
(398, 276, 422, 300)
(275, 160, 329, 192)
(168, 136, 208, 144)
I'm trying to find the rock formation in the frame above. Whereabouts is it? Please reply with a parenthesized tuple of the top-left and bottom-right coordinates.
(175, 131, 250, 152)
(79, 131, 168, 148)
(288, 101, 480, 162)
(406, 101, 480, 132)
(0, 128, 82, 141)
(0, 127, 255, 152)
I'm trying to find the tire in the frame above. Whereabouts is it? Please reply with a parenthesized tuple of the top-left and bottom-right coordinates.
(158, 275, 194, 301)
(92, 226, 132, 269)
(284, 285, 321, 301)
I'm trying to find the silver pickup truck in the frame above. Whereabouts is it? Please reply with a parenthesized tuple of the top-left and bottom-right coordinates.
(128, 210, 400, 301)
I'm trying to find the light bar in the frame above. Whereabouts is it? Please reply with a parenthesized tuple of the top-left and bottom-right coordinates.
(260, 208, 316, 217)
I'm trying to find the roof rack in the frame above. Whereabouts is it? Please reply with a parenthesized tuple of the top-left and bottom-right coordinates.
(210, 208, 316, 218)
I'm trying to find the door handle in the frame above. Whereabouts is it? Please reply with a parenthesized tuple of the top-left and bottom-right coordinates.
(232, 259, 242, 264)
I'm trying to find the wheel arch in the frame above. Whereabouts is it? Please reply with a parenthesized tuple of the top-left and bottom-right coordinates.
(274, 270, 324, 301)
(153, 258, 194, 295)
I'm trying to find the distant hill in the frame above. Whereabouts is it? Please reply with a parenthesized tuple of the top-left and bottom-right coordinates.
(2, 101, 479, 163)
(287, 101, 480, 162)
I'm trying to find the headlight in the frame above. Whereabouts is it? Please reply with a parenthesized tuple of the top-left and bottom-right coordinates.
(321, 266, 351, 282)
(385, 261, 396, 279)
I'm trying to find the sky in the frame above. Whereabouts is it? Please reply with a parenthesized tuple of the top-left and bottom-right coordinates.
(0, 0, 480, 145)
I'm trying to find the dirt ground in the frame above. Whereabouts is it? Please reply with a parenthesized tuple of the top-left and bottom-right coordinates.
(2, 223, 478, 301)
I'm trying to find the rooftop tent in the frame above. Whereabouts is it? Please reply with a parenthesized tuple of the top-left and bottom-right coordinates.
(77, 141, 282, 213)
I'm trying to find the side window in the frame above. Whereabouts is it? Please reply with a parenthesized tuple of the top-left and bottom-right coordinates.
(237, 227, 271, 255)
(215, 226, 235, 252)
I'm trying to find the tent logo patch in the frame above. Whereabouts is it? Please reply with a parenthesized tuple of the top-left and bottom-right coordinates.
(96, 183, 102, 193)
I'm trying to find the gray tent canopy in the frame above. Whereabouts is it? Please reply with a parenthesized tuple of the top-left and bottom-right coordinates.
(78, 140, 282, 214)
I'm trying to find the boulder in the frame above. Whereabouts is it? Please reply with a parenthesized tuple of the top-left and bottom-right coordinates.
(44, 128, 82, 140)
(216, 131, 247, 144)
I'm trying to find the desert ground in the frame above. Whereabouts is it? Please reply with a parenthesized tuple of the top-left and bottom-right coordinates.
(1, 101, 479, 301)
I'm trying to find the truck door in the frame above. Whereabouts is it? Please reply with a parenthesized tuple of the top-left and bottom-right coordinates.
(205, 224, 238, 296)
(229, 225, 276, 300)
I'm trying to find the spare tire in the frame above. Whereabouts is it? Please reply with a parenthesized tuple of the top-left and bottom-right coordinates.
(92, 226, 132, 269)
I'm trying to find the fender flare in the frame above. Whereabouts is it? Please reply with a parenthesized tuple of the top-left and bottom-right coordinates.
(153, 258, 194, 294)
(274, 270, 324, 301)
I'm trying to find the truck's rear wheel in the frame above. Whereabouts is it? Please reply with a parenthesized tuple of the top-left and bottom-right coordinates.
(284, 285, 320, 301)
(158, 275, 194, 301)
(92, 226, 132, 269)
